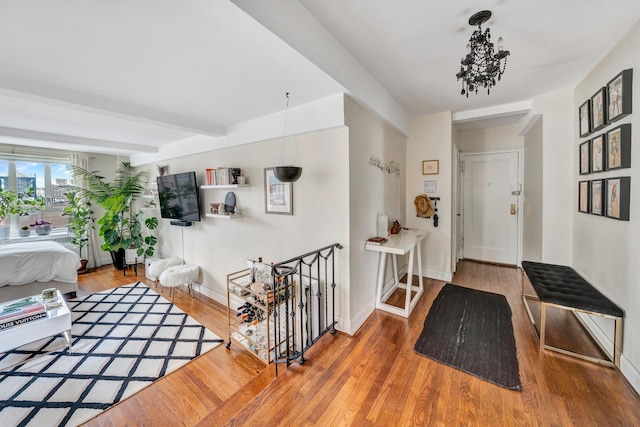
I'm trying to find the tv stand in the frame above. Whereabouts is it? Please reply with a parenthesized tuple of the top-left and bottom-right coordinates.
(170, 220, 193, 227)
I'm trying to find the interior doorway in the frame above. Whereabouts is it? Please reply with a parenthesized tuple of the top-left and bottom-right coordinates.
(460, 150, 522, 265)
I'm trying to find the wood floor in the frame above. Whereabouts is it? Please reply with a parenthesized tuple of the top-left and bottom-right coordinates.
(76, 261, 640, 426)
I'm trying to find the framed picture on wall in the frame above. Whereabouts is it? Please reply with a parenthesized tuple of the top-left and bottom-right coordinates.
(264, 167, 293, 215)
(590, 179, 604, 216)
(591, 134, 606, 173)
(579, 100, 591, 137)
(422, 160, 439, 175)
(607, 69, 633, 122)
(579, 141, 590, 175)
(605, 177, 630, 221)
(606, 124, 631, 170)
(578, 181, 590, 213)
(591, 87, 607, 132)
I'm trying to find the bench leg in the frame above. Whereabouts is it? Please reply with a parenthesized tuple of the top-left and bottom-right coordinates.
(614, 317, 623, 369)
(540, 302, 547, 350)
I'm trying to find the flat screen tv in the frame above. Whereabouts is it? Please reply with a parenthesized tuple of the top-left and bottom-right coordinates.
(157, 171, 201, 226)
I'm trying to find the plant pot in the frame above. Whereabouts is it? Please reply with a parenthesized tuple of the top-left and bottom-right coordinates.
(19, 229, 31, 237)
(78, 259, 89, 273)
(34, 225, 51, 235)
(0, 226, 9, 240)
(110, 248, 126, 270)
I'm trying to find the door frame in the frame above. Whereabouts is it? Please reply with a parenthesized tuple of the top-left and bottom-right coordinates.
(459, 148, 524, 267)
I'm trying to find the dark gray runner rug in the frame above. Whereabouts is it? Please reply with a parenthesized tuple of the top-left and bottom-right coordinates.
(414, 283, 522, 391)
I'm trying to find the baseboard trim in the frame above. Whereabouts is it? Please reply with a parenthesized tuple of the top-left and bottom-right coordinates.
(578, 313, 640, 394)
(348, 297, 376, 336)
(412, 266, 452, 282)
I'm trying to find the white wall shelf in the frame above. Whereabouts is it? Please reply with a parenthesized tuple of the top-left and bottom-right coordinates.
(205, 213, 244, 220)
(201, 184, 250, 189)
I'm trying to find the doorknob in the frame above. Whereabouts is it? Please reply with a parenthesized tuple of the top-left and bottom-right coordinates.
(510, 204, 516, 215)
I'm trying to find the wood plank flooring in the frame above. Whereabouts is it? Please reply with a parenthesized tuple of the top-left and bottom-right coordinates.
(76, 260, 640, 426)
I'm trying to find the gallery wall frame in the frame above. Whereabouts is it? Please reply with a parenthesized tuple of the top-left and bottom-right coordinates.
(578, 181, 590, 213)
(264, 167, 293, 215)
(590, 179, 604, 216)
(605, 177, 630, 221)
(579, 100, 592, 137)
(579, 141, 590, 174)
(606, 123, 631, 171)
(591, 87, 607, 132)
(590, 134, 606, 173)
(607, 69, 633, 123)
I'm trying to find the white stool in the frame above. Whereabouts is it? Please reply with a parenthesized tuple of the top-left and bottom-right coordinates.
(146, 257, 184, 287)
(159, 264, 200, 300)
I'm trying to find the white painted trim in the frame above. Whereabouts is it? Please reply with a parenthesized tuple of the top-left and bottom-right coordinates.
(578, 313, 640, 394)
(517, 112, 542, 136)
(453, 101, 532, 123)
(130, 94, 346, 166)
(347, 297, 376, 336)
(414, 265, 452, 282)
(196, 283, 228, 308)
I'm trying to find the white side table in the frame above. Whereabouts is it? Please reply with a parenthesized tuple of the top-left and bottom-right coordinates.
(365, 230, 429, 317)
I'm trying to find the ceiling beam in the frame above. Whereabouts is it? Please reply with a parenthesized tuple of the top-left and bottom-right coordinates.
(0, 126, 157, 153)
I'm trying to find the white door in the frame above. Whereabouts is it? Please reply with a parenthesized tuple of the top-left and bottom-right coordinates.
(462, 151, 520, 265)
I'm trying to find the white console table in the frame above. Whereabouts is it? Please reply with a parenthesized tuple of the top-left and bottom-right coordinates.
(365, 230, 429, 317)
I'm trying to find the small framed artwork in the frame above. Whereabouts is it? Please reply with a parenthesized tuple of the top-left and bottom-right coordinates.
(579, 100, 591, 137)
(264, 168, 293, 215)
(605, 177, 630, 221)
(607, 69, 633, 123)
(579, 141, 590, 174)
(590, 179, 604, 216)
(590, 134, 606, 173)
(578, 181, 590, 213)
(606, 124, 631, 170)
(591, 87, 607, 131)
(424, 180, 437, 193)
(422, 160, 439, 175)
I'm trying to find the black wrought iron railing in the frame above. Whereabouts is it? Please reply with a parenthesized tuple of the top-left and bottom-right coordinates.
(270, 243, 342, 375)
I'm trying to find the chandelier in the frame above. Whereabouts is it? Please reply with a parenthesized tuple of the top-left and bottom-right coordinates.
(456, 10, 510, 97)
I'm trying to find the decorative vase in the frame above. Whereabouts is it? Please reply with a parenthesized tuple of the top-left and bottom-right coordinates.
(19, 229, 31, 237)
(35, 224, 52, 236)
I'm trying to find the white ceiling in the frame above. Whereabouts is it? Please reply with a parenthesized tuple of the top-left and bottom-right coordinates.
(0, 1, 639, 156)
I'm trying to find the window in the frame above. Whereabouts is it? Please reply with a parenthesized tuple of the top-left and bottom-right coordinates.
(1, 159, 74, 234)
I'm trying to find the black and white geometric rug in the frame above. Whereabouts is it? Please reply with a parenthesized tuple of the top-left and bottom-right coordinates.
(0, 282, 223, 427)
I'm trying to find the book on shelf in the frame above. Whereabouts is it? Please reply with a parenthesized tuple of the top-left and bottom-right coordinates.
(366, 236, 388, 245)
(0, 311, 47, 331)
(205, 167, 242, 186)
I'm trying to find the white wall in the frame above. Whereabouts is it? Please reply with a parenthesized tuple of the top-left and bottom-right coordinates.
(406, 111, 453, 281)
(522, 117, 543, 262)
(135, 127, 352, 332)
(457, 124, 524, 152)
(344, 95, 407, 333)
(531, 91, 574, 264)
(573, 19, 640, 392)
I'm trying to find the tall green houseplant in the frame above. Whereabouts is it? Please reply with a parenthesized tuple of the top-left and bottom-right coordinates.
(62, 191, 93, 271)
(68, 162, 158, 269)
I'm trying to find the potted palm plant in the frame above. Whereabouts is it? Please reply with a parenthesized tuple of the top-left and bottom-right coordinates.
(67, 162, 158, 269)
(0, 188, 45, 239)
(62, 191, 93, 272)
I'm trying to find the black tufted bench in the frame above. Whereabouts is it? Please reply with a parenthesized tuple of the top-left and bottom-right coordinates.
(521, 261, 624, 369)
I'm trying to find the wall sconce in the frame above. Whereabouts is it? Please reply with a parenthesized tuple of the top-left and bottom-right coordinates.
(369, 155, 400, 177)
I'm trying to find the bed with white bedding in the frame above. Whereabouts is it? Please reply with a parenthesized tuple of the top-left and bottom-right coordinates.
(0, 241, 81, 301)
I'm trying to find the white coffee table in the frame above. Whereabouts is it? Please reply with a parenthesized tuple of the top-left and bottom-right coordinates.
(0, 290, 72, 357)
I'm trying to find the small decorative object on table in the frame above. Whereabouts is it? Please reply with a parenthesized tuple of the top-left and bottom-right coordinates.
(390, 220, 401, 235)
(30, 220, 52, 236)
(19, 226, 30, 237)
(366, 236, 388, 245)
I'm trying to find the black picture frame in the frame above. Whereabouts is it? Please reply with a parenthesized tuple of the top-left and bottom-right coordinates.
(579, 141, 590, 175)
(590, 179, 604, 216)
(607, 69, 633, 123)
(591, 87, 607, 132)
(578, 181, 590, 213)
(590, 134, 606, 173)
(605, 177, 630, 221)
(606, 124, 631, 171)
(579, 100, 592, 137)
